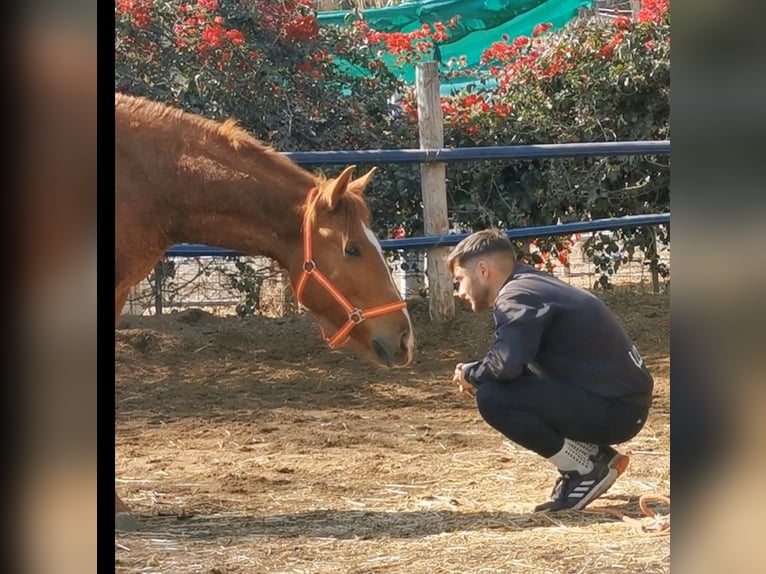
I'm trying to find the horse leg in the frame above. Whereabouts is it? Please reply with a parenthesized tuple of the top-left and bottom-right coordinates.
(115, 287, 140, 531)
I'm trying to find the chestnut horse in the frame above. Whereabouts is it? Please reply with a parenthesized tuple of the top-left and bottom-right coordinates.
(115, 93, 414, 527)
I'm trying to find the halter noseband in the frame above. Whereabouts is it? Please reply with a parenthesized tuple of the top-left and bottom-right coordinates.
(293, 187, 407, 349)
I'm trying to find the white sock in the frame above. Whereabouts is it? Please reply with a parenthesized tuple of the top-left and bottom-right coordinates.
(547, 439, 597, 474)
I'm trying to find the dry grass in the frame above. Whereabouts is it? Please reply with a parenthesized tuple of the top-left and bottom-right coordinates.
(115, 290, 669, 573)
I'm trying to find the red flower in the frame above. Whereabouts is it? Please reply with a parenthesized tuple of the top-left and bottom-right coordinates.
(614, 15, 632, 30)
(116, 0, 153, 29)
(597, 32, 624, 58)
(226, 29, 245, 45)
(513, 36, 530, 48)
(196, 0, 218, 11)
(200, 23, 225, 49)
(637, 0, 669, 23)
(283, 15, 319, 40)
(481, 41, 517, 64)
(532, 22, 552, 37)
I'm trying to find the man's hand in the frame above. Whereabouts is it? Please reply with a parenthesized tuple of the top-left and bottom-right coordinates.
(452, 363, 475, 397)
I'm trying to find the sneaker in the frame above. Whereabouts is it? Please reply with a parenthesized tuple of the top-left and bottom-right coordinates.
(596, 445, 630, 476)
(534, 446, 630, 512)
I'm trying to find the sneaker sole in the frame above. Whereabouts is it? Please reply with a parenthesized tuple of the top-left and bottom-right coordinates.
(570, 453, 630, 510)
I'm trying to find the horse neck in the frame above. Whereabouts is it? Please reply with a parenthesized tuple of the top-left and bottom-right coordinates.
(165, 147, 315, 268)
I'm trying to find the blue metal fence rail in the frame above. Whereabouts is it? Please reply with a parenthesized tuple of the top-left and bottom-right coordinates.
(282, 140, 670, 166)
(164, 140, 670, 258)
(166, 213, 670, 258)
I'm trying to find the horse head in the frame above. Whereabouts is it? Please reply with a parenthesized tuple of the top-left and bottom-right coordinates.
(287, 165, 414, 368)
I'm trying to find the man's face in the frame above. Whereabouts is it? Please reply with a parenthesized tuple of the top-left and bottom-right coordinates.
(452, 261, 491, 311)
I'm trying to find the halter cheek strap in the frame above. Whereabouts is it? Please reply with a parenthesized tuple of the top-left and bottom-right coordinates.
(293, 187, 406, 349)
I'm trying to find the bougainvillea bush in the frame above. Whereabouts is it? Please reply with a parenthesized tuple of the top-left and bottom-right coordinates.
(116, 0, 669, 288)
(116, 0, 414, 151)
(390, 0, 669, 281)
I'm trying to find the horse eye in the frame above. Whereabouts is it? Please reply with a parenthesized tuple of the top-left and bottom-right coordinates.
(344, 243, 361, 257)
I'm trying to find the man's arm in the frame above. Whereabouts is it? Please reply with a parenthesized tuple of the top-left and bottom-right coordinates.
(462, 291, 552, 386)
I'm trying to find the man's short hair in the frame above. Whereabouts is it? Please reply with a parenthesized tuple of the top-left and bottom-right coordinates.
(446, 228, 516, 273)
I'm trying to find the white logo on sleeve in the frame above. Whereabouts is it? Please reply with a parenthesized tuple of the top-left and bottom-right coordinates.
(628, 344, 645, 369)
(535, 303, 551, 318)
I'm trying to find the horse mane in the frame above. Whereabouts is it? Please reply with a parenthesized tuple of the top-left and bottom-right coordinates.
(115, 92, 313, 183)
(115, 93, 374, 238)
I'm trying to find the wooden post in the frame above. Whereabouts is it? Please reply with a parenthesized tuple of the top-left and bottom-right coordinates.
(416, 62, 454, 322)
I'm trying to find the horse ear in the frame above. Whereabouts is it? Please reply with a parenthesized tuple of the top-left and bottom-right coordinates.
(348, 167, 377, 196)
(324, 165, 356, 209)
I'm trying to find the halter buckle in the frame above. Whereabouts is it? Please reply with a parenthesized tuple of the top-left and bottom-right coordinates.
(349, 308, 364, 324)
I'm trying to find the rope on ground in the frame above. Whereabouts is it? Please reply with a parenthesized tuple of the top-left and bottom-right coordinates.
(586, 494, 670, 537)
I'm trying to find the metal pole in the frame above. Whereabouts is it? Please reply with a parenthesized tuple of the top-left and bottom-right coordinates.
(153, 261, 164, 315)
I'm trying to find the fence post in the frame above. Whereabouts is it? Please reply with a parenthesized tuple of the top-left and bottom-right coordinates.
(629, 0, 642, 18)
(416, 62, 455, 322)
(153, 261, 164, 315)
(648, 226, 660, 294)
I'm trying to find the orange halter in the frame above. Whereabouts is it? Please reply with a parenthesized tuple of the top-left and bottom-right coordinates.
(294, 188, 407, 349)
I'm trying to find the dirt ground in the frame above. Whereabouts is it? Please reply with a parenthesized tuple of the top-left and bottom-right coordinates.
(115, 289, 670, 574)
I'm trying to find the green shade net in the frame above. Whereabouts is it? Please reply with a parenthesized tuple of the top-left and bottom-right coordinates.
(318, 0, 593, 93)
